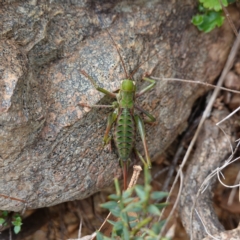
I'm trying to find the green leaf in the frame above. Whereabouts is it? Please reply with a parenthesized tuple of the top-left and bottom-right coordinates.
(110, 206, 121, 218)
(2, 211, 8, 217)
(121, 212, 129, 223)
(101, 201, 121, 217)
(100, 201, 118, 210)
(147, 204, 161, 216)
(12, 216, 22, 228)
(123, 202, 142, 213)
(129, 220, 138, 228)
(135, 185, 146, 201)
(115, 228, 123, 237)
(128, 216, 138, 222)
(151, 191, 168, 201)
(123, 225, 130, 239)
(97, 231, 112, 240)
(112, 220, 123, 232)
(158, 219, 167, 229)
(151, 222, 162, 234)
(192, 11, 225, 33)
(155, 202, 169, 210)
(199, 0, 228, 11)
(96, 231, 104, 240)
(129, 206, 143, 213)
(192, 14, 204, 25)
(14, 225, 21, 234)
(123, 197, 135, 205)
(198, 4, 206, 12)
(108, 194, 120, 201)
(112, 221, 123, 236)
(107, 219, 116, 226)
(122, 188, 133, 199)
(0, 218, 5, 225)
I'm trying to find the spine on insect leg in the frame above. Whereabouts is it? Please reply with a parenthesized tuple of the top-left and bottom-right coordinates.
(114, 108, 135, 161)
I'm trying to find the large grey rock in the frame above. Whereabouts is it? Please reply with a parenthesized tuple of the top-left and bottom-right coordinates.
(0, 1, 238, 211)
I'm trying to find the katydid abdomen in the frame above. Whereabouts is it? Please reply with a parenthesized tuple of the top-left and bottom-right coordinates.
(114, 107, 136, 190)
(114, 108, 135, 161)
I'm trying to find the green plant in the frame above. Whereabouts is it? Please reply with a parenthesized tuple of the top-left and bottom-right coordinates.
(97, 166, 169, 240)
(0, 211, 22, 234)
(0, 211, 8, 227)
(192, 0, 236, 32)
(12, 214, 22, 234)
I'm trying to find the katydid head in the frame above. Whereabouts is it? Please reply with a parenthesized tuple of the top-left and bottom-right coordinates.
(117, 80, 136, 108)
(120, 79, 136, 92)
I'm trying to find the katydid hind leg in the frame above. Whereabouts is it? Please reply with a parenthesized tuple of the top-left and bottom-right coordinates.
(134, 115, 152, 168)
(136, 77, 156, 97)
(134, 148, 148, 166)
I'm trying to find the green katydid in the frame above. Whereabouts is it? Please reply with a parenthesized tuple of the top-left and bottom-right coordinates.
(80, 31, 157, 190)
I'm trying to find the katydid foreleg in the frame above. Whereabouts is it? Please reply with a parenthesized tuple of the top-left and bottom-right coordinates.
(135, 77, 156, 123)
(80, 70, 116, 98)
(136, 77, 156, 97)
(80, 70, 119, 145)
